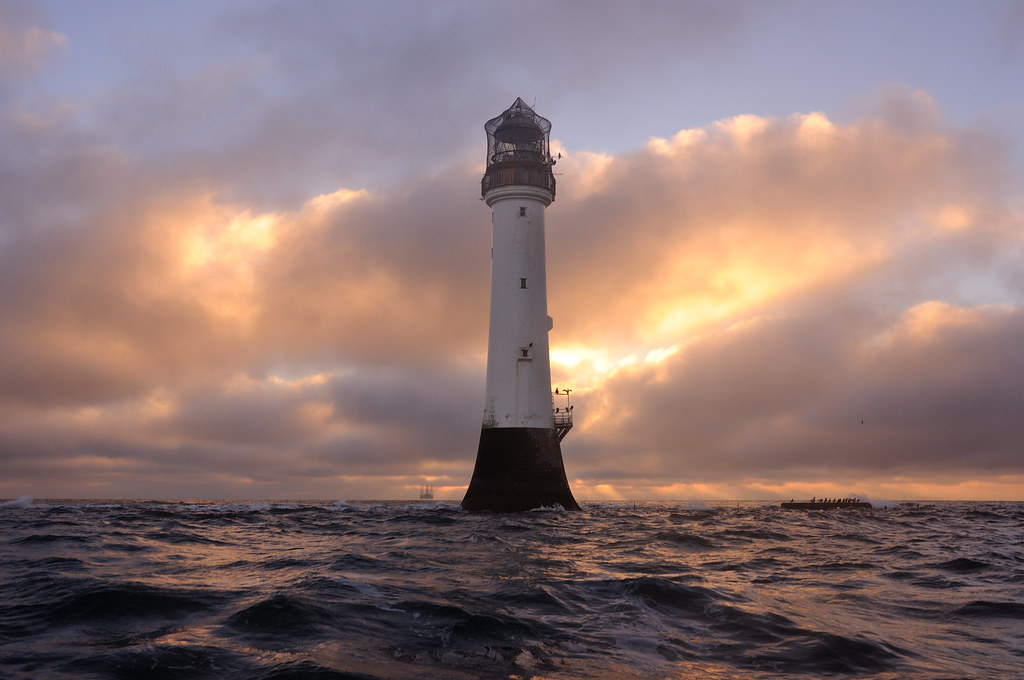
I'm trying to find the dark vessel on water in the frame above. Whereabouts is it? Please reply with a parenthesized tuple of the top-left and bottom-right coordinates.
(781, 497, 872, 509)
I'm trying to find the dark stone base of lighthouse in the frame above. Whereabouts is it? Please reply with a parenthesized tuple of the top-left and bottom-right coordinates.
(462, 428, 580, 512)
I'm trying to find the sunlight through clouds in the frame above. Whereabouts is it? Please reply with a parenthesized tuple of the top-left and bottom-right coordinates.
(551, 145, 614, 201)
(175, 200, 280, 326)
(793, 111, 835, 146)
(646, 128, 707, 156)
(898, 300, 1004, 343)
(713, 113, 770, 146)
(925, 203, 975, 232)
(2, 1, 1023, 500)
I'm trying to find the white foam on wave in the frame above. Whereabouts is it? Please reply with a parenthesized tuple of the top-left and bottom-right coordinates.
(329, 500, 389, 512)
(1, 496, 33, 508)
(863, 497, 901, 509)
(178, 501, 274, 513)
(403, 500, 459, 511)
(337, 575, 386, 599)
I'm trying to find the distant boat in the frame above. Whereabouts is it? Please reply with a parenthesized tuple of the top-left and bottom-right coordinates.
(781, 497, 872, 509)
(419, 484, 434, 501)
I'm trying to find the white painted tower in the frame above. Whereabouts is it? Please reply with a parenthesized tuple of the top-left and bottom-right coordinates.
(462, 98, 579, 512)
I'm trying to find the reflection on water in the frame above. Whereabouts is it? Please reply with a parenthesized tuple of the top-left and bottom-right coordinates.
(2, 500, 1022, 678)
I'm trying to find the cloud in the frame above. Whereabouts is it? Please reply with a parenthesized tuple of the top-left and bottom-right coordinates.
(541, 92, 1023, 497)
(547, 89, 1014, 349)
(1, 7, 1021, 504)
(0, 114, 495, 496)
(569, 298, 1024, 480)
(0, 2, 65, 79)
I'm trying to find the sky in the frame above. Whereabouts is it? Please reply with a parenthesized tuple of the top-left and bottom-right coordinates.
(2, 0, 1023, 501)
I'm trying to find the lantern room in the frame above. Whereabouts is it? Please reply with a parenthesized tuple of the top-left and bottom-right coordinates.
(482, 98, 556, 198)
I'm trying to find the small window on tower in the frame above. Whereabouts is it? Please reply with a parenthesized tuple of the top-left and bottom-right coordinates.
(520, 278, 528, 289)
(519, 207, 527, 217)
(518, 346, 533, 361)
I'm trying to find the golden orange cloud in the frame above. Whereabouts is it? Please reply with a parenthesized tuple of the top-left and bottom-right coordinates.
(2, 88, 1022, 500)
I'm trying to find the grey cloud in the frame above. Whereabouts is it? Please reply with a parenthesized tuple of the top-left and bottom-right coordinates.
(0, 1, 64, 80)
(568, 293, 1024, 486)
(2, 0, 1023, 499)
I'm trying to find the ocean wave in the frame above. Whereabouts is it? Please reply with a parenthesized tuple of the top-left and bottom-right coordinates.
(652, 530, 717, 549)
(935, 557, 989, 573)
(226, 594, 335, 637)
(3, 500, 1023, 678)
(49, 582, 218, 625)
(754, 631, 904, 675)
(64, 644, 243, 680)
(953, 600, 1024, 619)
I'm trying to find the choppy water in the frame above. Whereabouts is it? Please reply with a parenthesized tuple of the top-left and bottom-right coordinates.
(2, 498, 1022, 679)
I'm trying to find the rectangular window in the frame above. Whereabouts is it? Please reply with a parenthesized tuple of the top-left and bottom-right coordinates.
(520, 278, 528, 289)
(519, 207, 527, 217)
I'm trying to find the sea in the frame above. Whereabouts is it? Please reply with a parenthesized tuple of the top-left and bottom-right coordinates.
(1, 498, 1022, 679)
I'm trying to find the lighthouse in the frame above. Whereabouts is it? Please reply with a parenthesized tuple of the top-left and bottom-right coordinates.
(462, 98, 580, 512)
